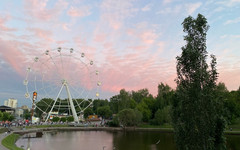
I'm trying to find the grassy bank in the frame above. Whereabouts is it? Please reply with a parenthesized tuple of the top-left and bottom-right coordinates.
(138, 123, 172, 128)
(0, 128, 8, 134)
(1, 133, 23, 150)
(25, 124, 69, 129)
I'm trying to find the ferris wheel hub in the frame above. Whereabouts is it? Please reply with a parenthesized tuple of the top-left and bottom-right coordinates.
(61, 79, 68, 85)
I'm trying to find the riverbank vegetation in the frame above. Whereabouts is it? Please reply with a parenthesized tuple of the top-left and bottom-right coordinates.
(34, 82, 240, 129)
(1, 133, 23, 150)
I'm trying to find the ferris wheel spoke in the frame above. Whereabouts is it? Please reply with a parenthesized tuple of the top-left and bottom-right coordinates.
(48, 54, 63, 79)
(25, 48, 101, 122)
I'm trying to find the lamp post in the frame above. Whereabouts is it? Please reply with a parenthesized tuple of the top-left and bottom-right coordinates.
(31, 91, 37, 122)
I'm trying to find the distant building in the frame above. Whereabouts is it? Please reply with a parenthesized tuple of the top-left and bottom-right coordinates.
(4, 98, 18, 108)
(0, 105, 15, 114)
(21, 105, 30, 111)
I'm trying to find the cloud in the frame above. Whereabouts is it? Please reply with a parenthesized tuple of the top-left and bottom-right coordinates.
(220, 34, 240, 39)
(185, 2, 202, 15)
(163, 0, 173, 4)
(0, 15, 17, 32)
(156, 5, 182, 14)
(142, 3, 152, 12)
(99, 0, 139, 31)
(23, 0, 68, 21)
(140, 30, 158, 45)
(224, 17, 240, 25)
(0, 39, 29, 77)
(217, 0, 240, 7)
(67, 6, 92, 17)
(27, 28, 54, 42)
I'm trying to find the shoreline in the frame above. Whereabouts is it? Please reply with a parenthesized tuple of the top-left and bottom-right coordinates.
(12, 126, 240, 135)
(1, 126, 240, 150)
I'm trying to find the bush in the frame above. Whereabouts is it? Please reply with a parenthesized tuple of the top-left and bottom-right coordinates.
(118, 109, 142, 127)
(60, 117, 66, 122)
(107, 116, 119, 127)
(67, 116, 74, 122)
(151, 106, 171, 125)
(52, 117, 60, 122)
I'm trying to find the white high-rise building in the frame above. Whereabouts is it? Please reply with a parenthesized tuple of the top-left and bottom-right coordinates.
(4, 98, 18, 108)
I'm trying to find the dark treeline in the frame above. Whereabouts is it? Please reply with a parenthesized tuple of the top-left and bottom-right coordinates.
(91, 82, 240, 127)
(35, 82, 240, 127)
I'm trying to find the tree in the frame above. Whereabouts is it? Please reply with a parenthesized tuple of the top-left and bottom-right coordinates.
(118, 109, 142, 128)
(52, 117, 60, 122)
(2, 112, 10, 121)
(36, 98, 54, 117)
(60, 117, 66, 122)
(137, 100, 151, 122)
(67, 116, 74, 122)
(84, 107, 94, 119)
(172, 14, 226, 150)
(97, 106, 112, 119)
(24, 109, 31, 120)
(152, 106, 171, 125)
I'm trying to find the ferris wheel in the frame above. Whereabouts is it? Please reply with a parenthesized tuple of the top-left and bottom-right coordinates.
(23, 47, 101, 123)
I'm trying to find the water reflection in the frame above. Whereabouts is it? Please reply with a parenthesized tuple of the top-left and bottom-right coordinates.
(16, 131, 240, 150)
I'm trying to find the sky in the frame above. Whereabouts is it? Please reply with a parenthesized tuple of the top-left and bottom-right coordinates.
(0, 0, 240, 107)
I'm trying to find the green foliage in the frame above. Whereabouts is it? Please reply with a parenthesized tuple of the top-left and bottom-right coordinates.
(23, 109, 31, 120)
(84, 107, 94, 119)
(132, 88, 151, 103)
(151, 106, 171, 125)
(9, 115, 15, 121)
(60, 117, 67, 122)
(172, 14, 226, 150)
(224, 90, 240, 124)
(137, 101, 151, 122)
(52, 117, 60, 122)
(93, 99, 109, 114)
(118, 108, 142, 127)
(67, 116, 74, 122)
(2, 112, 10, 121)
(107, 115, 119, 127)
(36, 98, 54, 117)
(0, 111, 3, 120)
(0, 112, 15, 121)
(2, 133, 23, 150)
(97, 106, 112, 119)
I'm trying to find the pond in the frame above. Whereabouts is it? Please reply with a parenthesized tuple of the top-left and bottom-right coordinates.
(16, 131, 240, 150)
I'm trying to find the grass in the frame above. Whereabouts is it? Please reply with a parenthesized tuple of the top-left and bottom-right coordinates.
(138, 123, 172, 128)
(1, 133, 23, 150)
(25, 124, 69, 129)
(228, 118, 240, 131)
(0, 128, 8, 134)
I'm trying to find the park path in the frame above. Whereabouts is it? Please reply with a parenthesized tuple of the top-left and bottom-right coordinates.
(0, 127, 22, 150)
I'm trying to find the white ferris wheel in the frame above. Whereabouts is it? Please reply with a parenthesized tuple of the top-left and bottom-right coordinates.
(23, 47, 101, 123)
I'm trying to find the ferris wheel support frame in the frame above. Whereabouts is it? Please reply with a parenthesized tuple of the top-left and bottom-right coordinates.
(45, 79, 79, 123)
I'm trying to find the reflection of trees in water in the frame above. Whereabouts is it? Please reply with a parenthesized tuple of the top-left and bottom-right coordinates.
(112, 131, 176, 150)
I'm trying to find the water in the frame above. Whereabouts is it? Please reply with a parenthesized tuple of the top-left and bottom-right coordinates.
(16, 131, 240, 150)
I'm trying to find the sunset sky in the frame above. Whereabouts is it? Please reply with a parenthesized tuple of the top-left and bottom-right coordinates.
(0, 0, 240, 107)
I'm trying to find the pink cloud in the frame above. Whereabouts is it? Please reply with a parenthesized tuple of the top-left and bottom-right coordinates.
(94, 33, 107, 43)
(28, 28, 54, 42)
(218, 69, 240, 91)
(67, 6, 92, 17)
(96, 45, 176, 96)
(0, 15, 17, 32)
(140, 30, 158, 45)
(24, 0, 68, 21)
(0, 39, 29, 77)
